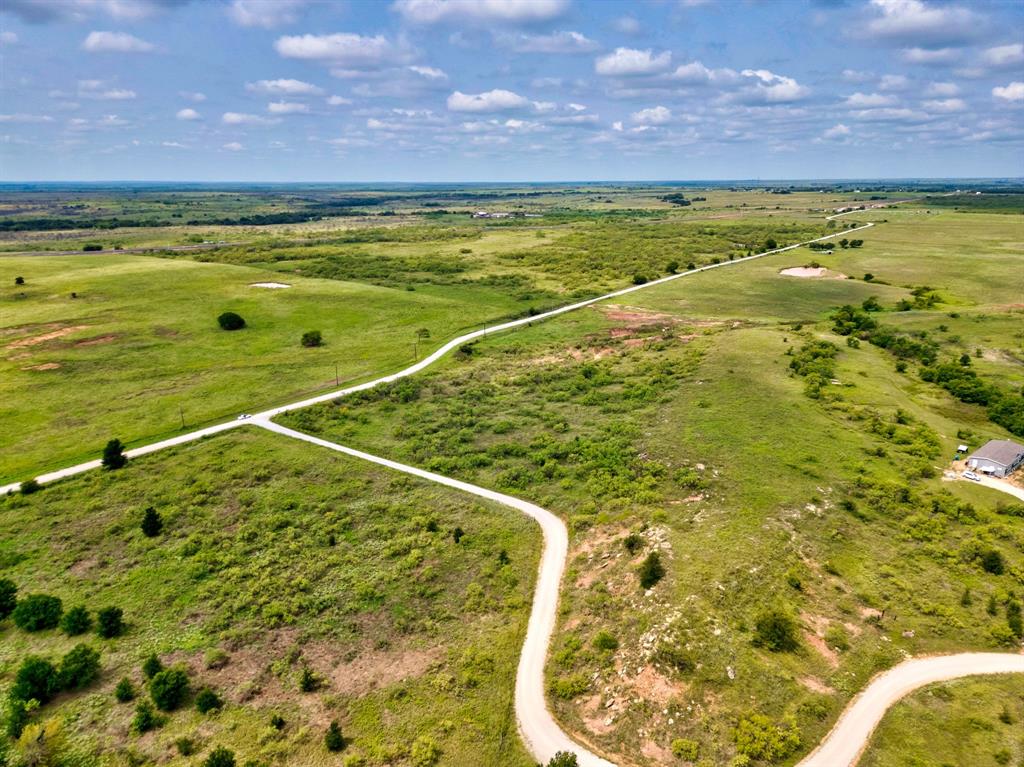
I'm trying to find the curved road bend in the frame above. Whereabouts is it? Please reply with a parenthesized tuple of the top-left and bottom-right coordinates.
(798, 652, 1024, 767)
(256, 419, 616, 767)
(0, 212, 881, 497)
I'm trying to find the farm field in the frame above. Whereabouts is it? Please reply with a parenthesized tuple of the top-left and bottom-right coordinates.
(860, 676, 1024, 767)
(277, 203, 1024, 765)
(0, 428, 538, 767)
(1, 188, 1022, 767)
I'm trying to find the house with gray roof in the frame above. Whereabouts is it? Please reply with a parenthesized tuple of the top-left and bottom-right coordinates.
(966, 439, 1024, 478)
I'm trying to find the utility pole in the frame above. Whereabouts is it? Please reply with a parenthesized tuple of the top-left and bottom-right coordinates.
(335, 362, 339, 386)
(179, 405, 185, 429)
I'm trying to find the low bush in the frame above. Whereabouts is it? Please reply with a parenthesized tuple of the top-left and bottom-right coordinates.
(0, 578, 16, 619)
(301, 330, 323, 348)
(60, 605, 91, 636)
(637, 551, 665, 589)
(96, 606, 124, 638)
(11, 656, 59, 703)
(12, 594, 62, 632)
(58, 644, 101, 690)
(149, 667, 189, 711)
(325, 721, 345, 752)
(204, 747, 236, 767)
(142, 653, 164, 679)
(141, 507, 163, 537)
(217, 312, 245, 331)
(115, 677, 135, 702)
(752, 607, 800, 652)
(195, 687, 223, 714)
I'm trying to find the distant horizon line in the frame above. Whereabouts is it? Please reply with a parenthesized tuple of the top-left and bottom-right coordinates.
(1, 176, 1022, 186)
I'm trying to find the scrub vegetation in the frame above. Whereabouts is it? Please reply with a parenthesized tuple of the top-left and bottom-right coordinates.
(1, 185, 1021, 765)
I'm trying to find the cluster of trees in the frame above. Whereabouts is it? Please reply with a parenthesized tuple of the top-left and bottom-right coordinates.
(830, 304, 1024, 437)
(0, 581, 124, 639)
(659, 193, 692, 206)
(7, 645, 102, 738)
(787, 340, 839, 398)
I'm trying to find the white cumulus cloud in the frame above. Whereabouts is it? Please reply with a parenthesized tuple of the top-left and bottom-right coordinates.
(393, 0, 568, 25)
(326, 95, 352, 106)
(223, 141, 244, 151)
(267, 100, 310, 114)
(922, 98, 965, 112)
(901, 47, 960, 65)
(823, 123, 851, 139)
(222, 112, 280, 125)
(982, 43, 1024, 68)
(446, 89, 529, 112)
(844, 92, 897, 108)
(175, 108, 201, 120)
(509, 31, 598, 54)
(274, 33, 408, 68)
(672, 60, 739, 85)
(631, 105, 671, 125)
(82, 31, 155, 53)
(993, 81, 1024, 102)
(861, 0, 982, 47)
(738, 69, 808, 102)
(595, 47, 671, 76)
(408, 65, 448, 80)
(247, 78, 323, 96)
(227, 0, 307, 28)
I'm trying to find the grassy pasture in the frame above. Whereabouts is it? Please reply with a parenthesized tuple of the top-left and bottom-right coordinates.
(861, 676, 1024, 767)
(0, 254, 524, 483)
(0, 428, 537, 766)
(277, 206, 1024, 765)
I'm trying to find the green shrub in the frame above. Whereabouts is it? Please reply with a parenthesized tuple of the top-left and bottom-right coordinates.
(133, 701, 159, 733)
(1007, 600, 1023, 639)
(671, 738, 699, 760)
(592, 630, 619, 652)
(60, 605, 91, 636)
(410, 735, 441, 766)
(5, 697, 28, 740)
(0, 579, 17, 619)
(637, 551, 665, 589)
(141, 507, 163, 537)
(217, 312, 245, 331)
(149, 667, 189, 711)
(96, 607, 124, 638)
(176, 737, 196, 756)
(204, 747, 236, 767)
(980, 549, 1005, 575)
(623, 532, 643, 554)
(205, 648, 230, 669)
(115, 677, 135, 702)
(298, 666, 319, 692)
(301, 330, 323, 348)
(550, 674, 589, 699)
(11, 656, 59, 703)
(12, 593, 62, 632)
(270, 713, 285, 730)
(547, 754, 579, 767)
(752, 607, 800, 652)
(195, 687, 223, 714)
(734, 713, 801, 761)
(325, 720, 345, 752)
(142, 653, 163, 679)
(652, 641, 695, 673)
(19, 479, 41, 495)
(101, 438, 127, 470)
(824, 624, 850, 652)
(58, 644, 101, 690)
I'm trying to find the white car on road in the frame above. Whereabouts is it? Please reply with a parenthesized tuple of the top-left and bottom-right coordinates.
(963, 470, 981, 481)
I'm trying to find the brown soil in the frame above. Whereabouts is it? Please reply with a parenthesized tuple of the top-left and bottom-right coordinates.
(799, 675, 836, 694)
(75, 334, 118, 347)
(6, 324, 89, 350)
(22, 362, 61, 371)
(601, 305, 677, 327)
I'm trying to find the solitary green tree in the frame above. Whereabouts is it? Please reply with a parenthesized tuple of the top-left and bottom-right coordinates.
(217, 312, 245, 331)
(60, 605, 92, 636)
(753, 606, 800, 652)
(97, 606, 125, 638)
(203, 747, 236, 767)
(58, 644, 101, 690)
(300, 330, 323, 348)
(637, 552, 665, 589)
(149, 667, 189, 711)
(12, 593, 63, 631)
(324, 720, 345, 752)
(0, 578, 17, 620)
(141, 507, 163, 537)
(101, 439, 127, 470)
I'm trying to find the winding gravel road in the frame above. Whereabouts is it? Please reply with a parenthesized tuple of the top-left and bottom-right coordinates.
(797, 653, 1024, 767)
(7, 203, 1020, 766)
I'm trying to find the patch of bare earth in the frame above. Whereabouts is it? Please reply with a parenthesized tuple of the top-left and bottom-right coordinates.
(799, 675, 836, 694)
(75, 334, 118, 347)
(5, 324, 90, 350)
(22, 362, 61, 371)
(779, 266, 848, 279)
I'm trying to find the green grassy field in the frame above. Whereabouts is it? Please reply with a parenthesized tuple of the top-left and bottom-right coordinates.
(861, 676, 1024, 767)
(0, 253, 528, 483)
(276, 204, 1024, 766)
(0, 428, 537, 767)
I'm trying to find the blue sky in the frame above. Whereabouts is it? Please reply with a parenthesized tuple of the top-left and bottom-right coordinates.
(1, 0, 1022, 181)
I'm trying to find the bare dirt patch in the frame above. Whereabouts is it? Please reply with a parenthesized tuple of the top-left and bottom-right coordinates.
(602, 305, 677, 327)
(779, 266, 848, 279)
(799, 675, 836, 694)
(22, 362, 61, 371)
(250, 281, 291, 289)
(5, 324, 89, 350)
(75, 334, 118, 347)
